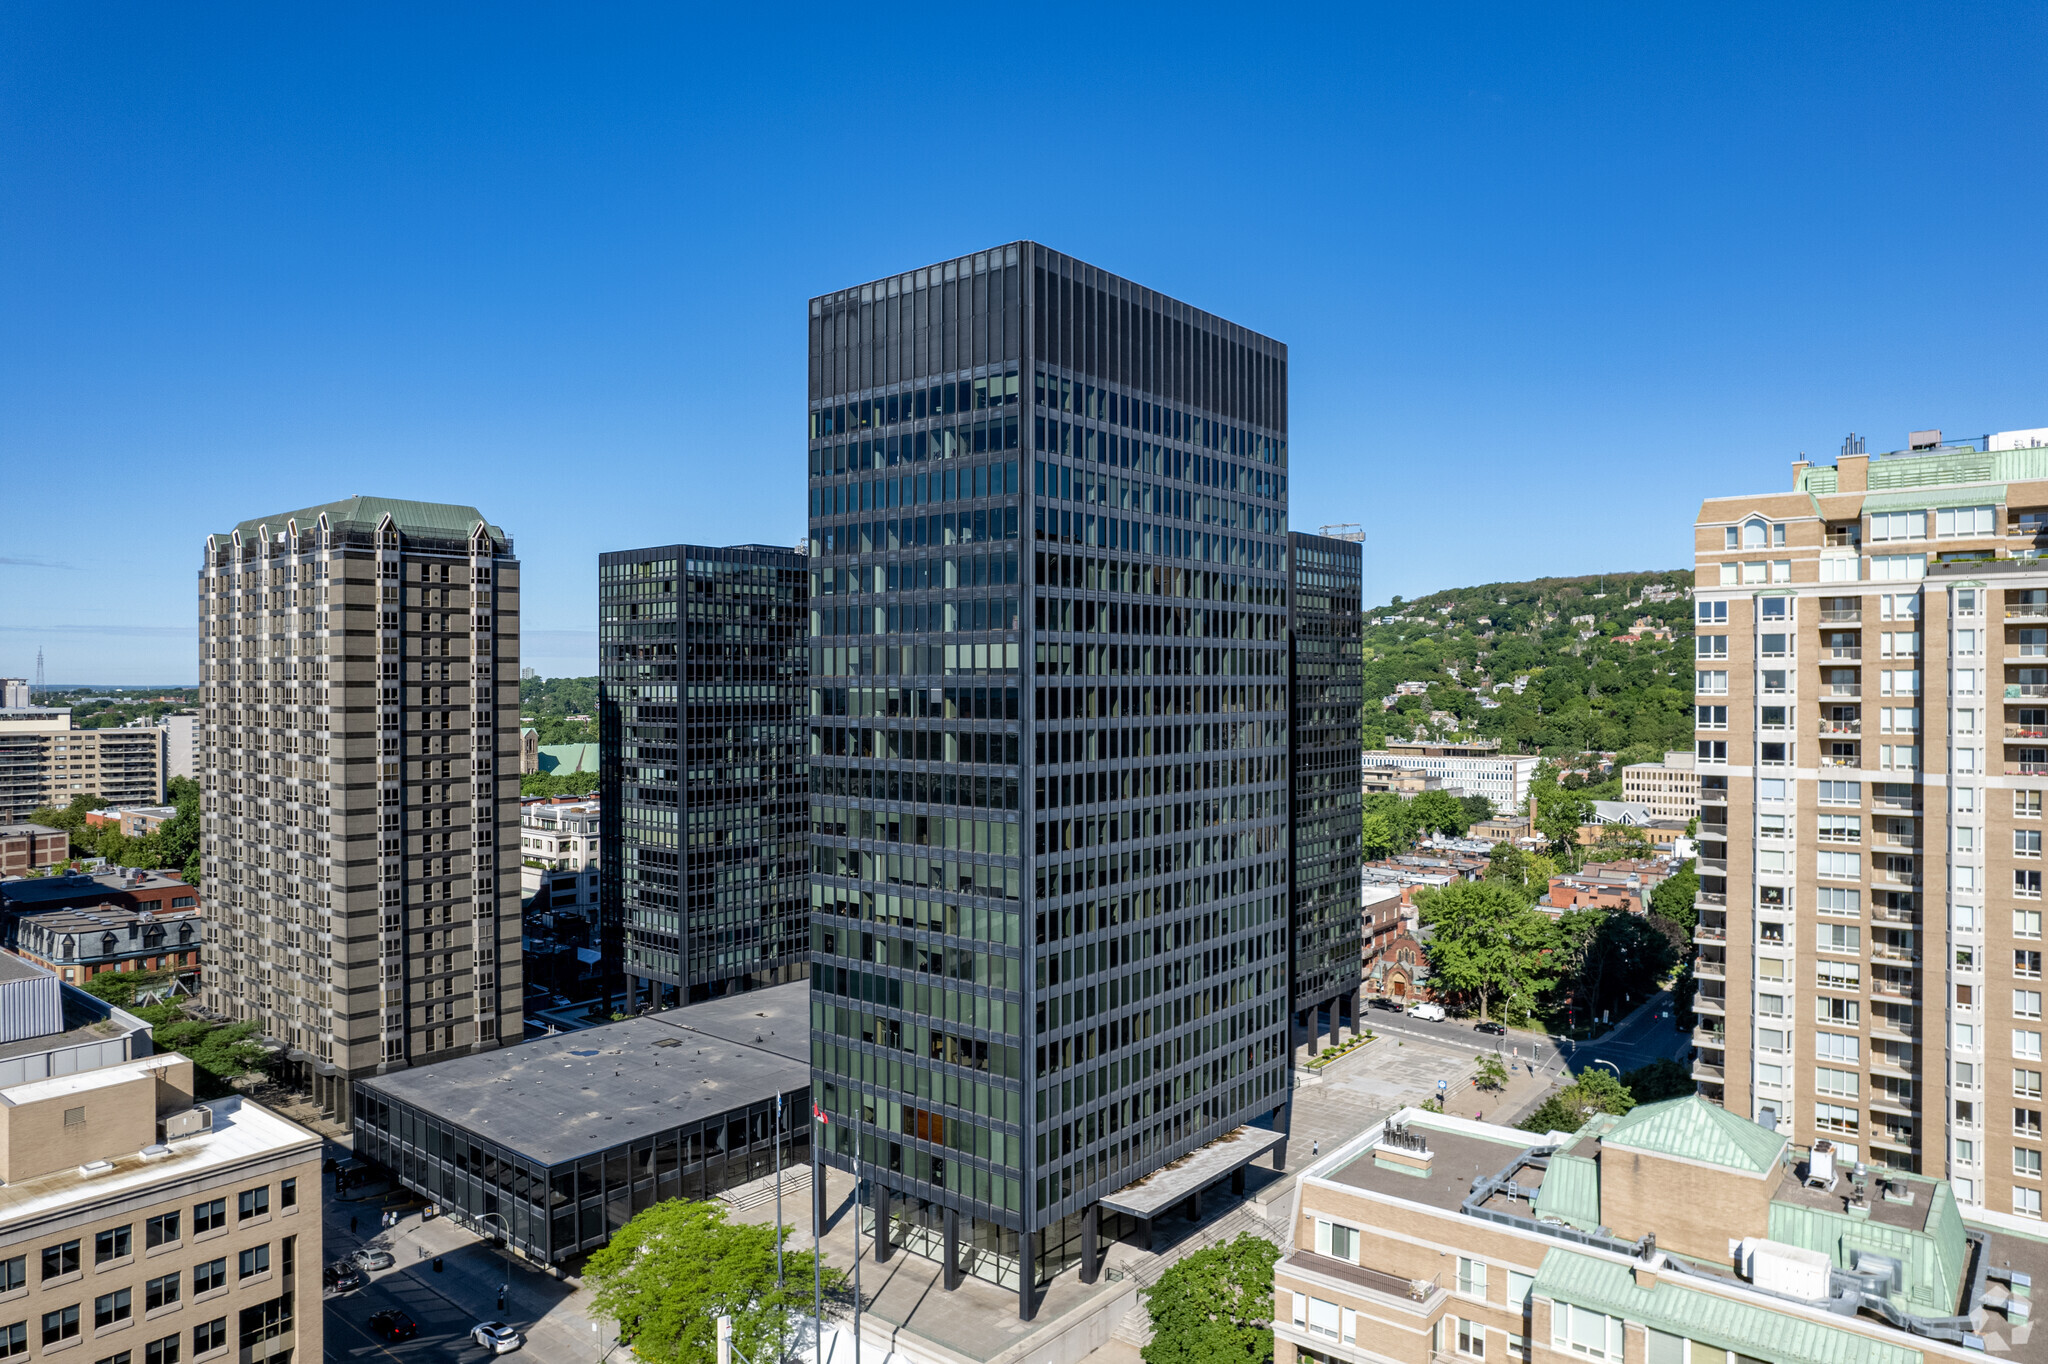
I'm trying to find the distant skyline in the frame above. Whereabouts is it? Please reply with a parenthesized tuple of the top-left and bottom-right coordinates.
(5, 4, 2047, 683)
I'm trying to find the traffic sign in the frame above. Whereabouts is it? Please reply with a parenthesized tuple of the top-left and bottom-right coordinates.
(1437, 1079, 1447, 1092)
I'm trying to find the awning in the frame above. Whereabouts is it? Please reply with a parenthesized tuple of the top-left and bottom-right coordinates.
(1098, 1125, 1285, 1220)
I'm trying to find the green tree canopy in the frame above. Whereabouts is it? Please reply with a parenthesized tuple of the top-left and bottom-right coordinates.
(586, 1199, 844, 1364)
(1648, 858, 1699, 933)
(1519, 1066, 1638, 1134)
(1416, 880, 1559, 1022)
(1142, 1232, 1280, 1364)
(1409, 789, 1471, 838)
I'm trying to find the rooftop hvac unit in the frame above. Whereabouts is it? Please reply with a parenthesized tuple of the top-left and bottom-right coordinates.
(160, 1109, 213, 1142)
(1738, 1237, 1833, 1301)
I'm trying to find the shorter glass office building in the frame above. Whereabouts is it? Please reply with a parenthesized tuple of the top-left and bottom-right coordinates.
(351, 981, 810, 1262)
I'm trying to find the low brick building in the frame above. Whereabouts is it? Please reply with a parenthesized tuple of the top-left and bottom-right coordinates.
(0, 822, 68, 875)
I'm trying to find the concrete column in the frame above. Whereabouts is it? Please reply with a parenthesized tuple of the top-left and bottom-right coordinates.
(812, 1165, 830, 1238)
(1184, 1189, 1202, 1220)
(1138, 1216, 1154, 1252)
(873, 1185, 892, 1263)
(1305, 1005, 1320, 1057)
(943, 1207, 961, 1290)
(1018, 1230, 1038, 1321)
(1080, 1203, 1100, 1284)
(1271, 1100, 1291, 1172)
(1231, 1167, 1246, 1196)
(1348, 989, 1361, 1041)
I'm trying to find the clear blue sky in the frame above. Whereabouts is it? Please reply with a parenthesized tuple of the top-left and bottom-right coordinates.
(5, 4, 2045, 683)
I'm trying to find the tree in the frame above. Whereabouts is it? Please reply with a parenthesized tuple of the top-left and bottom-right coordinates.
(520, 769, 600, 798)
(1474, 1054, 1508, 1092)
(1519, 1067, 1637, 1134)
(1458, 794, 1495, 827)
(1416, 880, 1558, 1022)
(1410, 789, 1470, 838)
(1620, 1059, 1695, 1104)
(82, 969, 179, 1009)
(1531, 783, 1592, 860)
(1142, 1232, 1280, 1364)
(586, 1199, 844, 1364)
(1648, 858, 1698, 933)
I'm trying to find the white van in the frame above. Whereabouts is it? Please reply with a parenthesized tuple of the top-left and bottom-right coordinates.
(1407, 1002, 1445, 1022)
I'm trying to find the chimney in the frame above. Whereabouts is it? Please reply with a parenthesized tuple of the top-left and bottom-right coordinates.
(1791, 459, 1810, 490)
(1836, 454, 1870, 493)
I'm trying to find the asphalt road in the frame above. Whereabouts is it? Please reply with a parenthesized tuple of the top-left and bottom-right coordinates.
(1345, 990, 1692, 1088)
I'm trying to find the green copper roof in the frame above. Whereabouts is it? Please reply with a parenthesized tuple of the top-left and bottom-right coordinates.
(1859, 484, 2006, 514)
(226, 496, 508, 549)
(1765, 1178, 1967, 1318)
(536, 744, 599, 775)
(1797, 465, 1840, 495)
(1601, 1096, 1787, 1174)
(1533, 1150, 1602, 1231)
(1532, 1249, 1923, 1364)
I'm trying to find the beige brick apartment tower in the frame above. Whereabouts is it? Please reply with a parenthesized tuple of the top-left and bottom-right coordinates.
(1694, 426, 2048, 1227)
(198, 498, 522, 1119)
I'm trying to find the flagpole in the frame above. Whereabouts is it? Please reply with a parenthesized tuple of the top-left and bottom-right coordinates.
(775, 1094, 786, 1289)
(812, 1104, 825, 1364)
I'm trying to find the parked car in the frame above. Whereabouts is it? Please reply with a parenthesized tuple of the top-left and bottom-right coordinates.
(1371, 997, 1404, 1012)
(350, 1248, 395, 1271)
(472, 1321, 526, 1354)
(368, 1310, 418, 1342)
(1475, 1021, 1507, 1036)
(324, 1262, 364, 1293)
(1407, 1002, 1445, 1022)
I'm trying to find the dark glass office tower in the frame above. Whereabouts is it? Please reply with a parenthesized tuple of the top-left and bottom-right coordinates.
(806, 243, 1292, 1316)
(598, 543, 810, 1007)
(1286, 531, 1363, 1045)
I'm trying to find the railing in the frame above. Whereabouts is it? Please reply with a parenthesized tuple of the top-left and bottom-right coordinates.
(2007, 726, 2048, 739)
(1696, 891, 1727, 907)
(1819, 755, 1861, 768)
(1694, 958, 1726, 980)
(1821, 607, 1862, 621)
(1875, 835, 1921, 849)
(1818, 720, 1862, 735)
(1871, 1018, 1917, 1038)
(1694, 992, 1726, 1015)
(1825, 684, 1863, 697)
(1700, 857, 1728, 873)
(1694, 924, 1726, 942)
(1872, 978, 1918, 999)
(1692, 1060, 1726, 1080)
(2009, 764, 2048, 775)
(1824, 647, 1864, 660)
(2011, 606, 2048, 621)
(1694, 1027, 1727, 1048)
(2009, 685, 2048, 699)
(1872, 945, 1921, 963)
(1699, 822, 1728, 838)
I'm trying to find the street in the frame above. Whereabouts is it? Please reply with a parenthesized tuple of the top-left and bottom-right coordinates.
(1343, 988, 1692, 1108)
(319, 1144, 610, 1363)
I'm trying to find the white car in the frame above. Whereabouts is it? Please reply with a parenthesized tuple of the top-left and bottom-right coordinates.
(1407, 1002, 1445, 1022)
(472, 1322, 524, 1354)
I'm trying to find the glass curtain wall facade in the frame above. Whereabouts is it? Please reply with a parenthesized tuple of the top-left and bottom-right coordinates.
(1287, 532, 1364, 1030)
(353, 1085, 808, 1262)
(806, 242, 1293, 1316)
(598, 544, 810, 1006)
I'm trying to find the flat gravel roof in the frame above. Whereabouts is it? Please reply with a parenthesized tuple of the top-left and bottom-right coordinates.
(357, 981, 810, 1167)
